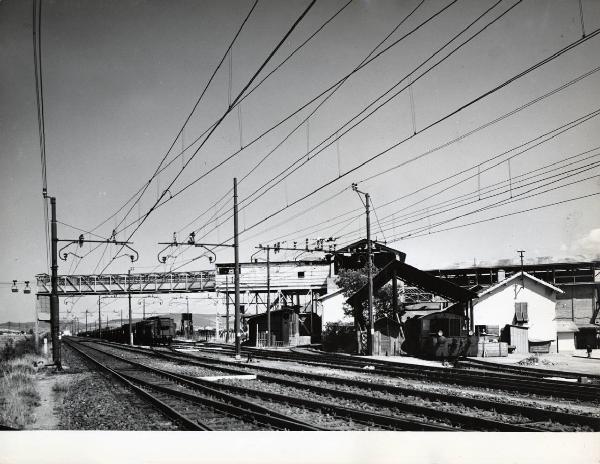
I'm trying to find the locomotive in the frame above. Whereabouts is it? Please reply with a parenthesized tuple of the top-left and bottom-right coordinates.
(403, 311, 478, 359)
(80, 316, 176, 346)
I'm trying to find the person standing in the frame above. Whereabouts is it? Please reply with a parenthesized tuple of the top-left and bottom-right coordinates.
(454, 331, 473, 368)
(437, 330, 448, 366)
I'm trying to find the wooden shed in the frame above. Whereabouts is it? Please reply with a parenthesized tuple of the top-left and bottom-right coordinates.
(373, 317, 403, 356)
(246, 306, 321, 347)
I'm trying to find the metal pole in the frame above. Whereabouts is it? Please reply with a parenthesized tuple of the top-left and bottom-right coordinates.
(85, 311, 88, 333)
(366, 192, 374, 356)
(266, 246, 271, 347)
(128, 269, 133, 345)
(120, 307, 123, 326)
(98, 296, 101, 339)
(143, 299, 145, 320)
(225, 276, 230, 343)
(50, 197, 61, 368)
(233, 178, 241, 359)
(186, 296, 190, 339)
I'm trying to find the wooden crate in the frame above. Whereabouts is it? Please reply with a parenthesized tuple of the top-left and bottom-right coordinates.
(477, 341, 508, 357)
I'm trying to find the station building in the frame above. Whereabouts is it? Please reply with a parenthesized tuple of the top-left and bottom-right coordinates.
(428, 261, 600, 349)
(472, 272, 566, 353)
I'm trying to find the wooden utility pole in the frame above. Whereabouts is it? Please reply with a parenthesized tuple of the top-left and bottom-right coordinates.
(517, 250, 526, 289)
(352, 183, 374, 356)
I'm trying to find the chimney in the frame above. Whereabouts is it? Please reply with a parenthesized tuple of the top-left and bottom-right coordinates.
(497, 269, 506, 282)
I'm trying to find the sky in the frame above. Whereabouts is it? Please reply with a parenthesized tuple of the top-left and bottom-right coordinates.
(1, 0, 599, 323)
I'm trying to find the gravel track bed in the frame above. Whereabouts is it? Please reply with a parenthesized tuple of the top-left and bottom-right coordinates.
(86, 343, 454, 430)
(176, 349, 600, 420)
(224, 375, 593, 431)
(74, 343, 279, 430)
(90, 343, 598, 430)
(215, 377, 460, 431)
(80, 345, 364, 430)
(59, 344, 179, 430)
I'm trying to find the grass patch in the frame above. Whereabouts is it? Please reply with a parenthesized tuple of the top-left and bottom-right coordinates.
(1, 334, 43, 361)
(0, 354, 44, 429)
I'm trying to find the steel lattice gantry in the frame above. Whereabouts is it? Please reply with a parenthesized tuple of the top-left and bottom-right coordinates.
(35, 271, 216, 296)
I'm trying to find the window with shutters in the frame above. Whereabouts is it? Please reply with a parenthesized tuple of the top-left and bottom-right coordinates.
(515, 302, 528, 322)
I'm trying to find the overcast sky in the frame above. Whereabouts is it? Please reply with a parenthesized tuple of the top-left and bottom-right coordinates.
(1, 0, 599, 323)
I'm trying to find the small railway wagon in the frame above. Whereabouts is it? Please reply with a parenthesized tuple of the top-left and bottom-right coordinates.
(403, 311, 477, 359)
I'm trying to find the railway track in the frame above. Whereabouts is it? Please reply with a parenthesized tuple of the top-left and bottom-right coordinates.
(74, 338, 600, 431)
(64, 338, 321, 431)
(191, 343, 600, 402)
(67, 338, 457, 431)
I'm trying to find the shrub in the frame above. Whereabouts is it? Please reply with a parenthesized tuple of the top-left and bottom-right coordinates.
(322, 323, 356, 353)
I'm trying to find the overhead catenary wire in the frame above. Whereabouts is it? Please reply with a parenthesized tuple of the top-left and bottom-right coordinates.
(359, 108, 600, 225)
(350, 164, 600, 244)
(337, 156, 600, 241)
(161, 73, 600, 272)
(234, 0, 522, 213)
(88, 0, 354, 244)
(100, 0, 318, 274)
(387, 192, 600, 242)
(177, 78, 600, 265)
(101, 0, 260, 245)
(238, 72, 600, 248)
(160, 0, 510, 247)
(115, 0, 453, 240)
(114, 0, 433, 272)
(165, 0, 427, 249)
(275, 146, 600, 249)
(234, 17, 600, 243)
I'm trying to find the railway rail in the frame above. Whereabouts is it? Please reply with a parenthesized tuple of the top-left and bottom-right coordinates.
(66, 338, 457, 431)
(73, 338, 600, 431)
(190, 343, 600, 402)
(64, 338, 321, 431)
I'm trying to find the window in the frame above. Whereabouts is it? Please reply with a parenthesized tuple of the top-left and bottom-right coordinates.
(298, 271, 305, 278)
(515, 302, 528, 322)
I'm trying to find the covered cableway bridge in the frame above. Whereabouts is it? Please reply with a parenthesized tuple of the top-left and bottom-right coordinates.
(35, 271, 216, 296)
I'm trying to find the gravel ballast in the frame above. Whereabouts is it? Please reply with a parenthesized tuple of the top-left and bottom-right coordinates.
(56, 344, 179, 430)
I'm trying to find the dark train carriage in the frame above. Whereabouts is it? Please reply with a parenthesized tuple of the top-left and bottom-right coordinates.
(404, 311, 477, 359)
(134, 316, 176, 346)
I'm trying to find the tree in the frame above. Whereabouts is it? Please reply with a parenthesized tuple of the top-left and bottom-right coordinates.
(335, 265, 402, 328)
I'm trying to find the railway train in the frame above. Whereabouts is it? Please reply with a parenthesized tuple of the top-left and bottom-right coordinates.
(403, 311, 478, 359)
(79, 316, 177, 346)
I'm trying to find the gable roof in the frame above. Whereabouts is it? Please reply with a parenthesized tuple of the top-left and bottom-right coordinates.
(346, 260, 477, 308)
(336, 239, 406, 262)
(477, 271, 564, 297)
(320, 288, 344, 301)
